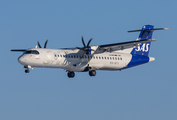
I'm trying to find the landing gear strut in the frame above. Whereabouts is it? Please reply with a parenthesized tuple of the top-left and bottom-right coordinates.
(67, 71, 75, 78)
(89, 70, 96, 76)
(24, 66, 30, 73)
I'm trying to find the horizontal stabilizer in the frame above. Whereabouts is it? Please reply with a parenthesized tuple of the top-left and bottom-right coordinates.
(128, 28, 169, 32)
(11, 49, 26, 52)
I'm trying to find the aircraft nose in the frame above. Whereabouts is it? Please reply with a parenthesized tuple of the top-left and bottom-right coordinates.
(18, 56, 26, 65)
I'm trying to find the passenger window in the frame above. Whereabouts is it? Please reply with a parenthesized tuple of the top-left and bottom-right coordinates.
(110, 57, 112, 60)
(107, 57, 109, 60)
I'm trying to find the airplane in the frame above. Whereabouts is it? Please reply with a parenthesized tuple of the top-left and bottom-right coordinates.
(11, 25, 168, 78)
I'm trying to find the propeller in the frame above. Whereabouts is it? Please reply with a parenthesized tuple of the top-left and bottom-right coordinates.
(76, 36, 94, 54)
(38, 40, 48, 48)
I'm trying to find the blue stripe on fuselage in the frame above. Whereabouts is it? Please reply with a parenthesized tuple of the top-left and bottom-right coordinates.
(124, 55, 149, 69)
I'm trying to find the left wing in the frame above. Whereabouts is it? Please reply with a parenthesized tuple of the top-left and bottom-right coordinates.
(96, 39, 156, 53)
(11, 49, 26, 52)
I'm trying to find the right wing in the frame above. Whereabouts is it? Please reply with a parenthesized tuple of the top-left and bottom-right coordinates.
(96, 39, 156, 53)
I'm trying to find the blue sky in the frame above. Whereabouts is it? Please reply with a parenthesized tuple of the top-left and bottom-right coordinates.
(0, 0, 177, 120)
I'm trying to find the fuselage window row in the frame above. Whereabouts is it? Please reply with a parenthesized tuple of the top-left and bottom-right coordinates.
(56, 54, 122, 60)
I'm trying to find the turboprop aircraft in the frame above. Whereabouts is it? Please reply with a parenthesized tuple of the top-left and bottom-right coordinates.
(11, 25, 168, 78)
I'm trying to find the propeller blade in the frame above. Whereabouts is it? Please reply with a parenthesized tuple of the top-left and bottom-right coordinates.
(82, 36, 86, 47)
(44, 40, 48, 48)
(87, 38, 93, 47)
(37, 41, 42, 48)
(78, 36, 94, 55)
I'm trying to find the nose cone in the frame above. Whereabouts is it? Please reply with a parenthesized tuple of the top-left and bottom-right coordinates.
(18, 56, 26, 65)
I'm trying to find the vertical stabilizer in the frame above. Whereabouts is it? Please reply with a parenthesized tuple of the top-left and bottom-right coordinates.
(138, 25, 154, 40)
(130, 25, 154, 56)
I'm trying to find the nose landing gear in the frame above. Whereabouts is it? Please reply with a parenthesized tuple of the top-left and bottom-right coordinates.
(24, 65, 32, 73)
(25, 69, 30, 73)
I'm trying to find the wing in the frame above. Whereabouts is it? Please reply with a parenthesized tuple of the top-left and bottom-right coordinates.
(96, 39, 156, 53)
(11, 49, 26, 52)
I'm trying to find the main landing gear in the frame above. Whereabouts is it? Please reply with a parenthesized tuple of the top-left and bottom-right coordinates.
(67, 71, 75, 78)
(89, 70, 96, 76)
(67, 70, 96, 78)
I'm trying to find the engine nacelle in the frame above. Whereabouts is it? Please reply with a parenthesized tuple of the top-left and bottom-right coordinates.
(88, 46, 98, 55)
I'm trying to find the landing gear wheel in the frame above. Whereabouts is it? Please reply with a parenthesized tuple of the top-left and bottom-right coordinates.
(67, 71, 75, 78)
(25, 69, 30, 73)
(89, 70, 96, 76)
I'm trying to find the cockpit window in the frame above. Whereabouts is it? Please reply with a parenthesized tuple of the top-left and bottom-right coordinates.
(24, 50, 39, 54)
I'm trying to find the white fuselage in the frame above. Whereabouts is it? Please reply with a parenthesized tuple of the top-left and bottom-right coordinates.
(18, 48, 134, 72)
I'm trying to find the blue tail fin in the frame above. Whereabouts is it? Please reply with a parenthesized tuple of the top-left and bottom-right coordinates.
(130, 25, 154, 56)
(138, 25, 154, 40)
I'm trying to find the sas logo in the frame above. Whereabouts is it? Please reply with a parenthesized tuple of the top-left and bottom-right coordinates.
(135, 43, 150, 52)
